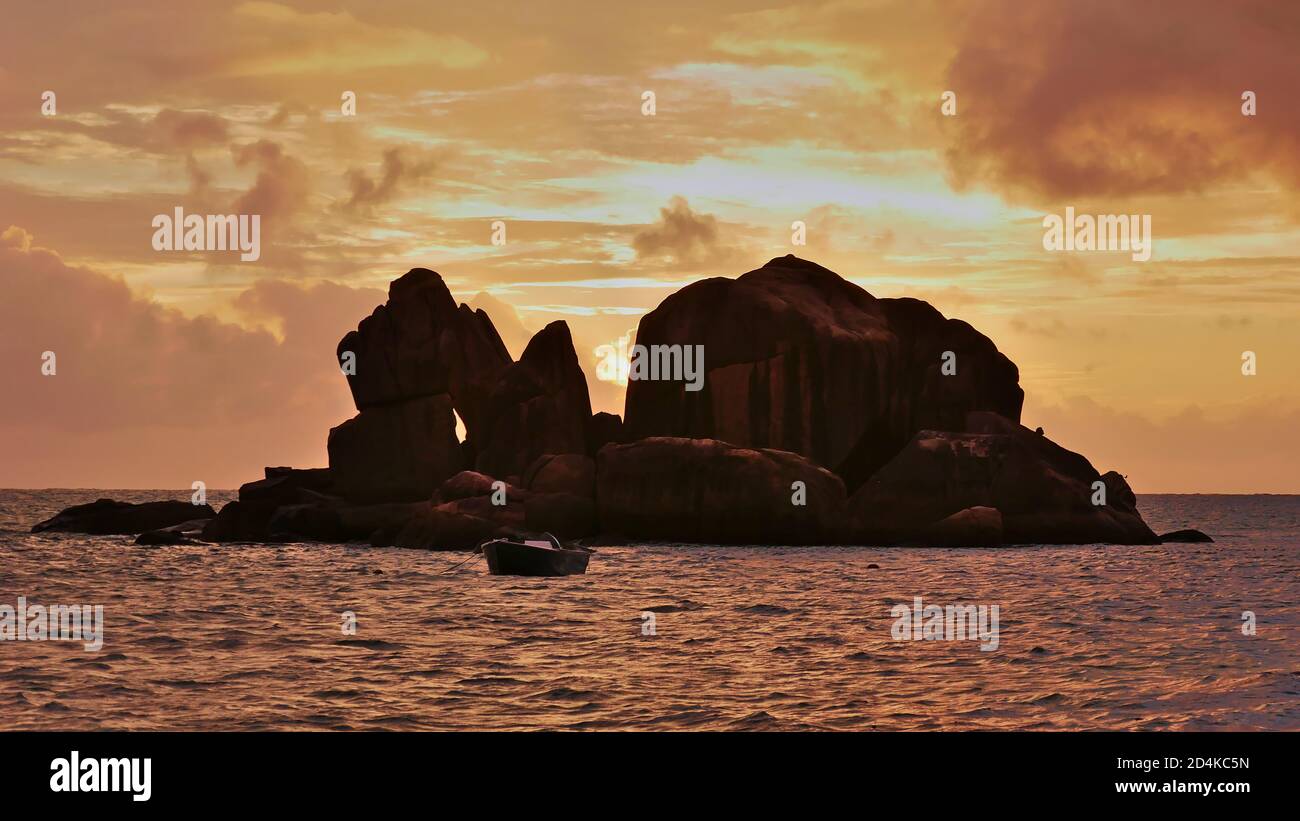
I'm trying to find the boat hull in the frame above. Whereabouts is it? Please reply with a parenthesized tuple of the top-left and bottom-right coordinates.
(482, 540, 591, 576)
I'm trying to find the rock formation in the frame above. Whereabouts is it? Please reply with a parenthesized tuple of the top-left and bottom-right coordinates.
(623, 255, 1023, 492)
(523, 454, 596, 498)
(328, 393, 461, 502)
(33, 499, 214, 535)
(475, 320, 593, 482)
(39, 257, 1175, 549)
(848, 412, 1157, 545)
(1158, 529, 1214, 543)
(135, 519, 211, 545)
(337, 268, 511, 438)
(596, 437, 846, 544)
(203, 466, 340, 542)
(329, 268, 513, 502)
(586, 411, 625, 456)
(920, 506, 1004, 547)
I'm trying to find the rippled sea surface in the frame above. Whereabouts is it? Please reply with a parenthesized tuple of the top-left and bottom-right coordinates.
(1, 489, 1297, 730)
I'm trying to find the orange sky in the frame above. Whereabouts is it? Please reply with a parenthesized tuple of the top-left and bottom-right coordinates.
(1, 0, 1298, 492)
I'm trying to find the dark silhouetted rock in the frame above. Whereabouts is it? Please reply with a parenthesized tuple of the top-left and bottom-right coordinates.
(476, 321, 593, 480)
(204, 260, 1157, 549)
(267, 503, 349, 542)
(33, 499, 216, 535)
(134, 518, 211, 546)
(1099, 470, 1137, 511)
(435, 470, 497, 502)
(378, 506, 513, 550)
(596, 437, 846, 544)
(337, 268, 512, 441)
(335, 502, 426, 541)
(435, 494, 528, 532)
(328, 393, 463, 503)
(458, 439, 479, 473)
(523, 453, 595, 498)
(205, 498, 444, 545)
(325, 268, 514, 506)
(134, 530, 197, 546)
(239, 467, 334, 505)
(623, 256, 1023, 492)
(1159, 529, 1214, 543)
(201, 500, 281, 542)
(849, 412, 1158, 545)
(525, 492, 596, 538)
(587, 411, 625, 456)
(916, 506, 1003, 547)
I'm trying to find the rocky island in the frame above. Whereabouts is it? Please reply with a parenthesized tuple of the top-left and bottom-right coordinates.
(35, 255, 1181, 547)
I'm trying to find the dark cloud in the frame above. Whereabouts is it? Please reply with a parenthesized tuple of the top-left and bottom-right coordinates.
(151, 109, 229, 149)
(943, 0, 1300, 202)
(342, 147, 436, 211)
(186, 153, 215, 202)
(14, 108, 231, 156)
(632, 196, 737, 267)
(232, 140, 311, 221)
(233, 278, 385, 350)
(0, 227, 379, 487)
(267, 101, 320, 128)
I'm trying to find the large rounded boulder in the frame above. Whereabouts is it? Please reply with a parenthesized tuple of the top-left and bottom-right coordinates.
(623, 255, 1023, 492)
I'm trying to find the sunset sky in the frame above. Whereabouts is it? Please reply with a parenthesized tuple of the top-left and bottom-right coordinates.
(1, 0, 1298, 491)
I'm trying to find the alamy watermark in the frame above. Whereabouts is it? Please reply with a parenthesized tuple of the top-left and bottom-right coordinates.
(0, 597, 103, 651)
(596, 334, 704, 392)
(1043, 206, 1151, 262)
(151, 207, 261, 261)
(50, 751, 150, 802)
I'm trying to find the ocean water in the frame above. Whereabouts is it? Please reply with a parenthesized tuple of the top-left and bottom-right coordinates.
(0, 489, 1296, 731)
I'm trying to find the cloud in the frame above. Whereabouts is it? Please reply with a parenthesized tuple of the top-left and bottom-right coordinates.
(0, 227, 374, 487)
(227, 1, 489, 76)
(1024, 394, 1300, 493)
(151, 109, 230, 150)
(2, 225, 33, 252)
(4, 108, 232, 161)
(232, 278, 384, 346)
(186, 153, 216, 203)
(342, 148, 436, 212)
(1009, 317, 1068, 338)
(232, 140, 310, 222)
(267, 101, 317, 128)
(943, 0, 1300, 202)
(632, 196, 738, 267)
(467, 292, 532, 359)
